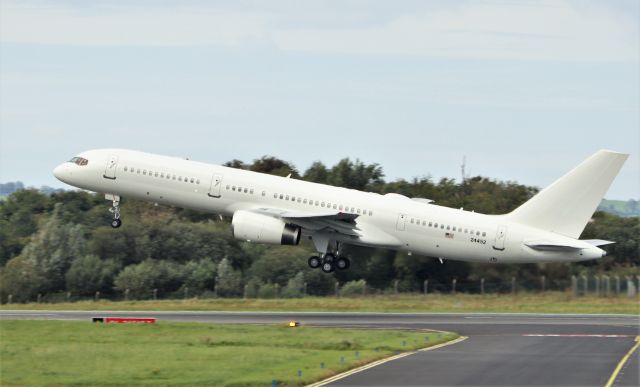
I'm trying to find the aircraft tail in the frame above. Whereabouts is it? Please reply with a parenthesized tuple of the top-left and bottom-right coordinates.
(507, 150, 628, 238)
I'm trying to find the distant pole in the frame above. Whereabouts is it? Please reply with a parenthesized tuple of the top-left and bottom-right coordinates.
(423, 280, 429, 295)
(184, 287, 189, 299)
(511, 277, 516, 295)
(480, 278, 485, 295)
(124, 289, 129, 301)
(243, 284, 248, 299)
(615, 276, 620, 295)
(627, 277, 637, 297)
(571, 276, 578, 297)
(582, 275, 588, 295)
(595, 276, 600, 297)
(153, 288, 158, 301)
(303, 282, 308, 296)
(452, 279, 457, 295)
(363, 280, 367, 296)
(37, 293, 42, 304)
(541, 276, 546, 292)
(66, 292, 71, 302)
(274, 284, 279, 298)
(335, 282, 339, 297)
(7, 294, 12, 304)
(95, 291, 100, 302)
(604, 276, 610, 297)
(394, 280, 399, 294)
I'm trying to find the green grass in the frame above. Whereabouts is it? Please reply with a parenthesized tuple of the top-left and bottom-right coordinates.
(0, 320, 456, 386)
(3, 293, 638, 314)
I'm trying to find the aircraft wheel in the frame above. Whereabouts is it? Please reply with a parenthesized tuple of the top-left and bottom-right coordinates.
(308, 256, 321, 269)
(323, 252, 335, 263)
(321, 261, 335, 273)
(336, 257, 350, 270)
(111, 219, 122, 228)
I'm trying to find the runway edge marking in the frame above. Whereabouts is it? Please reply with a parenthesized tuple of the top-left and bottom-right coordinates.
(604, 335, 640, 387)
(307, 335, 468, 387)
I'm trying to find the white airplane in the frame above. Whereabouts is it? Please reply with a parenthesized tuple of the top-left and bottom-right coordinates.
(53, 149, 627, 273)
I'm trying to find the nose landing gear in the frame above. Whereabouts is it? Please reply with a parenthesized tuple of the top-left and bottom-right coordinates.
(107, 194, 122, 228)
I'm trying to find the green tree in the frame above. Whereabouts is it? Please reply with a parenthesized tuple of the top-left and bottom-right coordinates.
(215, 257, 242, 297)
(113, 260, 186, 298)
(65, 255, 120, 296)
(0, 255, 45, 302)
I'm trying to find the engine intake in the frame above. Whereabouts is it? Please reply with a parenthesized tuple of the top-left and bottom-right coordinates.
(231, 210, 301, 245)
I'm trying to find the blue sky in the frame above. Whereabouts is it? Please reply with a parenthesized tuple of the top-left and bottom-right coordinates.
(1, 0, 638, 199)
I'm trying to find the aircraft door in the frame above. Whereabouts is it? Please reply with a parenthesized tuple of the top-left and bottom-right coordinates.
(396, 214, 407, 231)
(493, 225, 507, 251)
(208, 173, 223, 198)
(103, 154, 118, 180)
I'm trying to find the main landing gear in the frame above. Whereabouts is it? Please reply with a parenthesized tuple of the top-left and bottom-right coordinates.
(308, 253, 350, 274)
(107, 194, 122, 228)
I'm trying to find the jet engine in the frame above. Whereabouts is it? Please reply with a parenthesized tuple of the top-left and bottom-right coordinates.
(231, 210, 301, 245)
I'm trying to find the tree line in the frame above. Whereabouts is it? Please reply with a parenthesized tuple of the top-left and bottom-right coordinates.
(1, 156, 638, 302)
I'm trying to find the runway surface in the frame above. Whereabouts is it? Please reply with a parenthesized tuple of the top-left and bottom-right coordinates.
(2, 310, 638, 386)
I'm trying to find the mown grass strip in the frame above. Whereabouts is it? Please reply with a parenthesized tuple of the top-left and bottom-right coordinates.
(2, 293, 638, 314)
(0, 320, 456, 386)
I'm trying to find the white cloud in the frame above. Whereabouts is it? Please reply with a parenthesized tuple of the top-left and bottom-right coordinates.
(0, 0, 637, 62)
(0, 2, 272, 47)
(273, 1, 638, 63)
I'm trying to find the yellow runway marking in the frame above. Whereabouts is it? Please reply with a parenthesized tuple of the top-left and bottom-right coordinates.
(604, 335, 640, 387)
(308, 335, 468, 387)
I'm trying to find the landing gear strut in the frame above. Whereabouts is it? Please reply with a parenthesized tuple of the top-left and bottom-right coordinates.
(108, 194, 122, 228)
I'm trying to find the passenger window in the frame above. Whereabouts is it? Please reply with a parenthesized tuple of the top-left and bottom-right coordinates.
(410, 218, 414, 223)
(250, 189, 254, 194)
(190, 178, 194, 183)
(321, 202, 325, 207)
(422, 221, 426, 226)
(453, 227, 457, 231)
(434, 223, 438, 228)
(160, 173, 164, 178)
(482, 232, 486, 237)
(155, 172, 159, 177)
(297, 198, 301, 203)
(441, 225, 445, 229)
(279, 194, 284, 199)
(244, 188, 248, 193)
(315, 201, 319, 206)
(286, 195, 290, 200)
(303, 199, 307, 204)
(332, 204, 337, 209)
(262, 190, 266, 196)
(476, 231, 481, 236)
(369, 211, 373, 216)
(226, 185, 230, 190)
(143, 170, 147, 175)
(124, 167, 128, 172)
(232, 186, 236, 191)
(357, 209, 361, 214)
(446, 226, 450, 230)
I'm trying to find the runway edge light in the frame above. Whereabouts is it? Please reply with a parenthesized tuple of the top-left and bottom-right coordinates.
(288, 321, 300, 327)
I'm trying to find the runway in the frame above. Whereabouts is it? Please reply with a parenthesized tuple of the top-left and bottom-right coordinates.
(2, 310, 638, 386)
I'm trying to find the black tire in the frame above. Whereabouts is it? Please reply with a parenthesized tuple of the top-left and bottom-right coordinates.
(323, 253, 335, 263)
(111, 219, 122, 228)
(308, 256, 321, 269)
(336, 257, 350, 270)
(321, 261, 335, 273)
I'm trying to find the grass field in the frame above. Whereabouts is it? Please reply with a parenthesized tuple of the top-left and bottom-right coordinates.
(2, 293, 638, 314)
(0, 320, 455, 386)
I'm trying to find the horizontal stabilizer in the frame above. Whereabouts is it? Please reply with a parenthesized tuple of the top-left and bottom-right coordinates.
(582, 239, 615, 247)
(524, 240, 585, 251)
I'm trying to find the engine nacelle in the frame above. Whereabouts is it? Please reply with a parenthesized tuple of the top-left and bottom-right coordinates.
(231, 210, 301, 245)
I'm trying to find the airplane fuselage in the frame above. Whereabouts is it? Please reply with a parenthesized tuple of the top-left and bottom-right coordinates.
(53, 149, 608, 265)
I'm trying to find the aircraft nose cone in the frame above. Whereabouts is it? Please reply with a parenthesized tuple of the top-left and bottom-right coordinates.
(53, 163, 70, 183)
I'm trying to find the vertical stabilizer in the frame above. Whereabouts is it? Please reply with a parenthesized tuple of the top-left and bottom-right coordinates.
(507, 150, 628, 238)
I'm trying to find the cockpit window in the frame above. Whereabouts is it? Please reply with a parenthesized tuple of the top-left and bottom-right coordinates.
(69, 157, 89, 166)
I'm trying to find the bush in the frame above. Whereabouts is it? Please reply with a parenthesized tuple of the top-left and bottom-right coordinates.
(65, 255, 120, 296)
(340, 280, 367, 297)
(282, 271, 305, 298)
(114, 260, 186, 298)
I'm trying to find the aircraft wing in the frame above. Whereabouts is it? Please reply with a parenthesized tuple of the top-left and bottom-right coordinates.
(249, 208, 361, 236)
